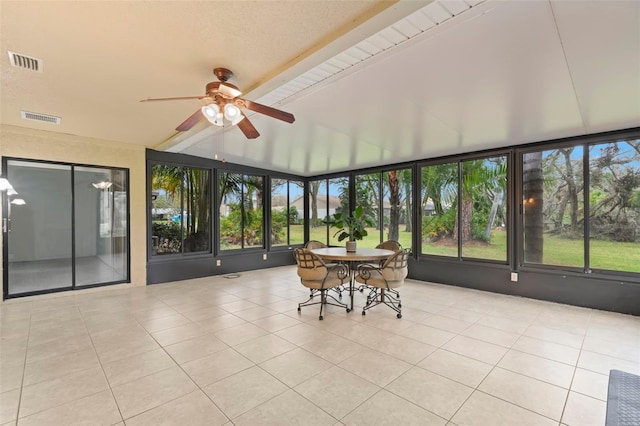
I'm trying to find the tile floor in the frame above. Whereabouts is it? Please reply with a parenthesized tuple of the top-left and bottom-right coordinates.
(1, 266, 639, 425)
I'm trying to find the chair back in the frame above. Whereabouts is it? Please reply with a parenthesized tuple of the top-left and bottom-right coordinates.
(376, 240, 402, 251)
(294, 248, 328, 281)
(305, 240, 327, 250)
(381, 249, 409, 282)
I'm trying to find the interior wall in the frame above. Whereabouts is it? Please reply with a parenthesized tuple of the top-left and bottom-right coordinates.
(0, 125, 146, 287)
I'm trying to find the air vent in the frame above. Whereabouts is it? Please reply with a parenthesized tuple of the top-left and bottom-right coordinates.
(8, 51, 43, 72)
(21, 111, 61, 125)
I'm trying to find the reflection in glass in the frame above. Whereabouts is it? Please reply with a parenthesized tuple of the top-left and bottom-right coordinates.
(461, 157, 507, 261)
(421, 163, 458, 257)
(523, 147, 584, 267)
(589, 141, 640, 273)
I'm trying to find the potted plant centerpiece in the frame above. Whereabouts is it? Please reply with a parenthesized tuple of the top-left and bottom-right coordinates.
(325, 205, 374, 252)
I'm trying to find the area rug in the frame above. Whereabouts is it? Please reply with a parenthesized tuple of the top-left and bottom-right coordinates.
(606, 369, 640, 426)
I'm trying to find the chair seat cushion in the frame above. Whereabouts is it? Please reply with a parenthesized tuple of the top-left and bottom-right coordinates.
(355, 266, 407, 289)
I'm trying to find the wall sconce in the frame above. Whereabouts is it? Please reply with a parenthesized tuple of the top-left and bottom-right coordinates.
(10, 198, 26, 205)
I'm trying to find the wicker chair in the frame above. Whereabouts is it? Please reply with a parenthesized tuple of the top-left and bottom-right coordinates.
(294, 248, 350, 320)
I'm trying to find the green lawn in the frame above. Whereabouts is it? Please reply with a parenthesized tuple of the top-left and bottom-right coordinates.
(280, 225, 640, 272)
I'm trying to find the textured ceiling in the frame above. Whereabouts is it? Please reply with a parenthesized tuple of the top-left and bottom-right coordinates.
(1, 1, 639, 176)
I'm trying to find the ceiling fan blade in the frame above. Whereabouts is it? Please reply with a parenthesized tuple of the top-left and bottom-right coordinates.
(236, 98, 295, 123)
(140, 96, 207, 102)
(236, 114, 260, 139)
(218, 82, 242, 98)
(176, 109, 203, 132)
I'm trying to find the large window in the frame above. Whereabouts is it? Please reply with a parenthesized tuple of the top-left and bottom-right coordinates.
(461, 156, 507, 261)
(219, 172, 264, 250)
(307, 177, 348, 245)
(354, 169, 413, 249)
(151, 164, 211, 255)
(271, 178, 304, 247)
(420, 158, 506, 260)
(523, 147, 584, 267)
(588, 140, 640, 273)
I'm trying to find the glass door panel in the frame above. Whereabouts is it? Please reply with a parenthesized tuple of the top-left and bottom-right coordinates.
(74, 167, 128, 287)
(7, 160, 73, 295)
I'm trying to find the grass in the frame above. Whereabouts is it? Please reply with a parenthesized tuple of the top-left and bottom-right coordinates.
(273, 225, 640, 273)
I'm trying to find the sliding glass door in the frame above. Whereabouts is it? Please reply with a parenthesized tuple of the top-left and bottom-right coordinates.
(3, 159, 129, 297)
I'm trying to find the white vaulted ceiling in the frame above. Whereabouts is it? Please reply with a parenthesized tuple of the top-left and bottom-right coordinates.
(1, 1, 639, 176)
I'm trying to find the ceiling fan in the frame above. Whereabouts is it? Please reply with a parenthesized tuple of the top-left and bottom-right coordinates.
(140, 67, 295, 139)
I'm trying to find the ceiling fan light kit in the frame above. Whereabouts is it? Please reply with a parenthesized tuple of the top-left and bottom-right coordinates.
(141, 67, 295, 139)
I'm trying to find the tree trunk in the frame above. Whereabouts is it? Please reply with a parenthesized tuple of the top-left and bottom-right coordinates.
(485, 190, 503, 240)
(403, 176, 412, 233)
(310, 181, 320, 227)
(387, 170, 400, 241)
(453, 198, 473, 242)
(560, 149, 579, 235)
(523, 152, 544, 263)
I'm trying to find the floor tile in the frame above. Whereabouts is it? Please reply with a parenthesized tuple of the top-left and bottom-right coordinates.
(460, 324, 520, 347)
(373, 334, 437, 364)
(233, 306, 279, 322)
(23, 347, 100, 386)
(561, 391, 606, 426)
(102, 348, 176, 387)
(399, 324, 456, 347)
(294, 366, 380, 419)
(213, 322, 268, 347)
(139, 313, 191, 333)
(417, 314, 474, 334)
(523, 324, 584, 348)
(203, 366, 288, 419)
(232, 389, 335, 426)
(417, 349, 493, 388)
(111, 366, 197, 420)
(150, 323, 205, 346)
(441, 335, 508, 365)
(497, 349, 575, 388)
(197, 313, 247, 333)
(274, 322, 325, 346)
(577, 350, 640, 375)
(163, 333, 229, 364)
(512, 336, 580, 365)
(570, 368, 609, 401)
(181, 347, 253, 387)
(451, 390, 557, 426)
(340, 348, 412, 387)
(252, 313, 301, 332)
(19, 367, 109, 418)
(342, 389, 447, 426)
(125, 390, 228, 426)
(478, 367, 568, 421)
(0, 389, 20, 424)
(259, 347, 333, 387)
(386, 367, 474, 419)
(17, 390, 121, 426)
(234, 333, 297, 364)
(302, 334, 366, 364)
